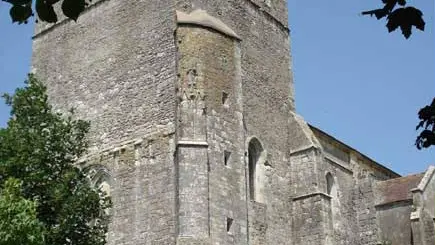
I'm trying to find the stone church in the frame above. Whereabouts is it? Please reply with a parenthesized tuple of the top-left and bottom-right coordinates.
(31, 0, 435, 244)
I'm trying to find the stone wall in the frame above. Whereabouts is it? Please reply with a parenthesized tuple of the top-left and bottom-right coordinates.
(411, 167, 435, 245)
(311, 126, 402, 245)
(174, 1, 294, 244)
(33, 0, 296, 244)
(376, 202, 413, 245)
(175, 23, 247, 244)
(322, 158, 357, 245)
(352, 165, 379, 245)
(420, 168, 435, 217)
(82, 130, 177, 245)
(288, 121, 328, 245)
(32, 1, 179, 245)
(32, 0, 177, 151)
(31, 1, 422, 245)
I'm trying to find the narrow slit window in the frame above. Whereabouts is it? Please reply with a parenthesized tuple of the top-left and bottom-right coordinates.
(224, 150, 231, 166)
(248, 138, 264, 202)
(226, 217, 234, 233)
(222, 91, 229, 106)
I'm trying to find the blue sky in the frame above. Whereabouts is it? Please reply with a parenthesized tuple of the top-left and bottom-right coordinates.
(288, 0, 434, 175)
(0, 1, 433, 175)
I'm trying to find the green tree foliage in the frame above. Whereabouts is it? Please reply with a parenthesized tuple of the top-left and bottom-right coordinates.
(0, 178, 45, 245)
(362, 0, 425, 39)
(3, 0, 89, 24)
(416, 98, 435, 150)
(0, 74, 111, 245)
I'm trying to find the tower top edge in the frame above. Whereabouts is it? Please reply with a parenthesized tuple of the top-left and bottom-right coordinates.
(176, 9, 241, 40)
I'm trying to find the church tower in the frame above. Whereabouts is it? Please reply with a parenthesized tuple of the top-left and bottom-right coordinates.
(32, 1, 330, 245)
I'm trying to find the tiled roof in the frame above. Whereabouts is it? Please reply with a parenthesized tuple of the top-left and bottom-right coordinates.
(374, 173, 424, 206)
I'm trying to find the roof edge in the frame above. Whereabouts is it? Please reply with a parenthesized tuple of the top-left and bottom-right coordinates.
(308, 124, 400, 178)
(412, 166, 435, 192)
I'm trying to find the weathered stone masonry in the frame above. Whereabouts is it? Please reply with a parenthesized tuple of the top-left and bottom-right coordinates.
(31, 1, 435, 245)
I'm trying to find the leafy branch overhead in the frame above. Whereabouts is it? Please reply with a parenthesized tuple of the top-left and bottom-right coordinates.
(362, 0, 425, 39)
(416, 98, 435, 150)
(3, 0, 90, 24)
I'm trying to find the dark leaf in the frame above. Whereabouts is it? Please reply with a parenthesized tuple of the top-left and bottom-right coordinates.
(386, 8, 403, 33)
(61, 0, 86, 21)
(405, 7, 425, 31)
(400, 22, 412, 38)
(386, 7, 425, 38)
(35, 0, 58, 23)
(363, 1, 425, 39)
(418, 105, 435, 121)
(416, 98, 435, 150)
(9, 4, 32, 24)
(416, 130, 435, 149)
(416, 121, 424, 130)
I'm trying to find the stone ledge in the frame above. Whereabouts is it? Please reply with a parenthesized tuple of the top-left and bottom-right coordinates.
(177, 140, 209, 147)
(292, 192, 331, 201)
(411, 209, 421, 221)
(374, 199, 413, 210)
(289, 145, 321, 156)
(77, 129, 175, 162)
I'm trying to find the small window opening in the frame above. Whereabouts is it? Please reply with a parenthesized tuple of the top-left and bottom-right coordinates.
(224, 150, 231, 166)
(248, 138, 264, 202)
(222, 91, 229, 106)
(226, 217, 234, 233)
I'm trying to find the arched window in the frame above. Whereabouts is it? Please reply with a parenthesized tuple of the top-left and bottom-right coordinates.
(84, 165, 113, 213)
(94, 171, 113, 198)
(248, 138, 265, 203)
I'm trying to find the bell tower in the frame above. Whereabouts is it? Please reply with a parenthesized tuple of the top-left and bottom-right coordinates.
(31, 1, 325, 245)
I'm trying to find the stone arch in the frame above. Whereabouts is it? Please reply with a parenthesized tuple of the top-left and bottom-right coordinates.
(247, 137, 267, 203)
(84, 164, 114, 198)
